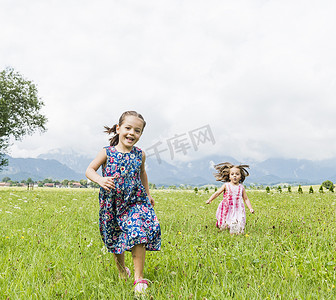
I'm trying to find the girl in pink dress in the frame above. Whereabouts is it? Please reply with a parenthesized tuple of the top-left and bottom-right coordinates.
(206, 162, 254, 234)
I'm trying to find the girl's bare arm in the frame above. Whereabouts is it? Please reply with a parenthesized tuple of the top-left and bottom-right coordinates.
(242, 188, 254, 213)
(85, 149, 116, 191)
(206, 184, 225, 204)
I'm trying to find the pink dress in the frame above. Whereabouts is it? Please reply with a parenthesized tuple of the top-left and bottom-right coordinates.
(216, 182, 246, 234)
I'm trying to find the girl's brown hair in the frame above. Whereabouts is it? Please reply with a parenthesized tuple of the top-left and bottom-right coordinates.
(213, 162, 249, 183)
(104, 111, 146, 146)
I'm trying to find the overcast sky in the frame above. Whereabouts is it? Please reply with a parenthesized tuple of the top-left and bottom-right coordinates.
(1, 0, 336, 163)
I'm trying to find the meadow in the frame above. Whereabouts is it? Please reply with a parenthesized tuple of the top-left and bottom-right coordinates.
(0, 187, 335, 299)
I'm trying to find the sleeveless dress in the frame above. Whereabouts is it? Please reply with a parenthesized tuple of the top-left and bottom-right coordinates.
(98, 146, 161, 254)
(216, 182, 246, 234)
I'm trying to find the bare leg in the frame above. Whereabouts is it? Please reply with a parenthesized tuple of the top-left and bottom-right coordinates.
(113, 252, 129, 279)
(132, 244, 146, 281)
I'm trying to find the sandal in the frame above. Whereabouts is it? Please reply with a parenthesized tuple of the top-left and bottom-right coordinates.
(119, 267, 131, 280)
(133, 279, 149, 294)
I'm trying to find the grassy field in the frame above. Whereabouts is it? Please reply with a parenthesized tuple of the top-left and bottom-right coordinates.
(0, 187, 335, 299)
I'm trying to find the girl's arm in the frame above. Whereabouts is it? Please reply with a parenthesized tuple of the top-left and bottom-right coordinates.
(242, 188, 254, 213)
(206, 184, 226, 204)
(140, 151, 155, 206)
(85, 149, 116, 191)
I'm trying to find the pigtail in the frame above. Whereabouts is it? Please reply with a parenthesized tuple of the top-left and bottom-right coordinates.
(213, 162, 234, 182)
(104, 124, 119, 146)
(238, 164, 249, 183)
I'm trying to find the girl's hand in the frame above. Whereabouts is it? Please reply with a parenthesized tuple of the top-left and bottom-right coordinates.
(148, 195, 155, 206)
(98, 175, 117, 191)
(206, 199, 212, 204)
(250, 208, 254, 214)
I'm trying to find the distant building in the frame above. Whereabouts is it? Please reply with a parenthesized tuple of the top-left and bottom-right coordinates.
(71, 182, 82, 188)
(44, 183, 54, 188)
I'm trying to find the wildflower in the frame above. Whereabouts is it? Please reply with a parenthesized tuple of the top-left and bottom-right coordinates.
(6, 236, 9, 239)
(178, 231, 182, 235)
(87, 239, 93, 248)
(245, 234, 249, 237)
(21, 236, 24, 239)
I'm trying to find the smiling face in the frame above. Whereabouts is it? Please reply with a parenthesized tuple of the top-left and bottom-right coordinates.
(229, 167, 242, 185)
(116, 115, 144, 151)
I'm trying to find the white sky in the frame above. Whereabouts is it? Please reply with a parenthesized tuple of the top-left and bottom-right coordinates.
(1, 0, 336, 163)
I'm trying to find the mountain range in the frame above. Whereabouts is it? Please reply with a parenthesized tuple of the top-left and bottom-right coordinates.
(1, 148, 336, 186)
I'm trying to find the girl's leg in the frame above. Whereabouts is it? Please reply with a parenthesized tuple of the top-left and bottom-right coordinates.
(113, 252, 129, 279)
(132, 243, 146, 280)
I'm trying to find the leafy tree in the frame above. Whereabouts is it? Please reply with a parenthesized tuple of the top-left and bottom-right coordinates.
(288, 186, 292, 193)
(330, 185, 334, 193)
(319, 185, 324, 193)
(2, 176, 11, 182)
(277, 186, 282, 193)
(62, 179, 69, 187)
(204, 187, 209, 194)
(79, 179, 88, 188)
(309, 186, 314, 194)
(149, 183, 157, 189)
(194, 187, 198, 194)
(322, 180, 334, 190)
(27, 177, 34, 190)
(266, 186, 270, 193)
(0, 67, 47, 170)
(298, 185, 303, 194)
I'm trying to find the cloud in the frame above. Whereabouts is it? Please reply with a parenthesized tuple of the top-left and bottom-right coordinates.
(1, 0, 336, 162)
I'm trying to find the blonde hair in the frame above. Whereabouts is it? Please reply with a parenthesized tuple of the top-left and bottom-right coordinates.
(104, 111, 146, 146)
(213, 162, 249, 183)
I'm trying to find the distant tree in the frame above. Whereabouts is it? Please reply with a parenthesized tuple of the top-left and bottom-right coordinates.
(43, 178, 53, 184)
(277, 186, 282, 193)
(62, 179, 69, 187)
(2, 176, 11, 182)
(319, 185, 324, 193)
(266, 186, 270, 193)
(309, 186, 314, 194)
(194, 187, 198, 194)
(0, 67, 47, 170)
(204, 187, 209, 194)
(288, 186, 292, 193)
(298, 185, 303, 194)
(330, 185, 334, 193)
(27, 177, 34, 190)
(149, 183, 157, 189)
(322, 180, 334, 190)
(79, 179, 87, 188)
(214, 186, 218, 192)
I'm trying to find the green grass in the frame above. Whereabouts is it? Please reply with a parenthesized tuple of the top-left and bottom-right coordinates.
(1, 188, 336, 299)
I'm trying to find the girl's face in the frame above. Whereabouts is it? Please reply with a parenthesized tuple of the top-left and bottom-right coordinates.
(229, 167, 241, 185)
(116, 116, 144, 151)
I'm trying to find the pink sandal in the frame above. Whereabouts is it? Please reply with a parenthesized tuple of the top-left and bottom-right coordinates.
(133, 279, 149, 294)
(119, 267, 131, 280)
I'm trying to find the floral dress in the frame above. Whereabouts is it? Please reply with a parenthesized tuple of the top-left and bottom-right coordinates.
(99, 146, 161, 254)
(216, 182, 246, 234)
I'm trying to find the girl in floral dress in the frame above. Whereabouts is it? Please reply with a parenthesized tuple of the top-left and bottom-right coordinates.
(86, 111, 161, 294)
(206, 162, 254, 234)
